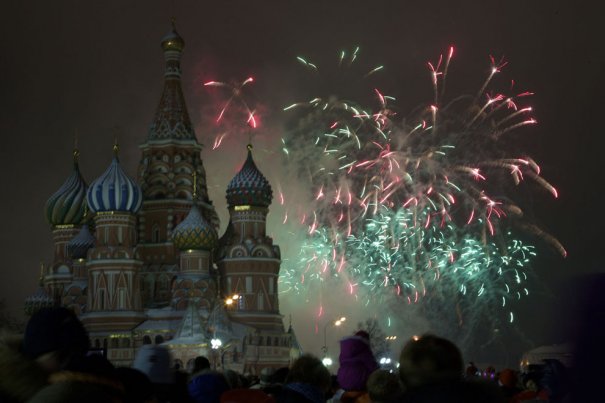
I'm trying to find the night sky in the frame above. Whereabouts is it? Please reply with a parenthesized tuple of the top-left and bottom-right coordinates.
(0, 0, 602, 364)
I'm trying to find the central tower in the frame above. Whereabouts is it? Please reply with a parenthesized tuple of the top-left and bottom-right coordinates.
(137, 23, 219, 307)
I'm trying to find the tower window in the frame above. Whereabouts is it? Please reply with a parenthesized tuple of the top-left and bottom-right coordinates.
(246, 277, 252, 293)
(152, 224, 160, 243)
(258, 292, 264, 310)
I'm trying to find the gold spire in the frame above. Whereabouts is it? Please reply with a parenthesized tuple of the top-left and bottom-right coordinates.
(192, 170, 197, 199)
(73, 130, 80, 165)
(113, 136, 119, 158)
(39, 262, 45, 286)
(247, 143, 253, 151)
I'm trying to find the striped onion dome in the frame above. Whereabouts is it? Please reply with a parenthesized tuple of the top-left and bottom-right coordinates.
(45, 155, 88, 226)
(67, 224, 95, 259)
(24, 286, 54, 316)
(226, 145, 273, 208)
(87, 154, 142, 214)
(172, 204, 218, 250)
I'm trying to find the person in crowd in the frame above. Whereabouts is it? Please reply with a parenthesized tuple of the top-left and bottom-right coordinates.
(275, 354, 331, 403)
(220, 387, 276, 403)
(540, 359, 570, 402)
(465, 362, 479, 379)
(21, 307, 124, 402)
(336, 330, 379, 403)
(132, 344, 179, 402)
(223, 369, 243, 390)
(497, 369, 521, 401)
(398, 334, 504, 403)
(250, 367, 274, 389)
(0, 327, 48, 402)
(366, 369, 404, 403)
(191, 356, 211, 377)
(187, 369, 229, 403)
(511, 372, 548, 402)
(114, 367, 155, 403)
(262, 367, 289, 397)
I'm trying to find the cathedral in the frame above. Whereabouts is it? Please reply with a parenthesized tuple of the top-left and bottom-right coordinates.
(25, 23, 301, 373)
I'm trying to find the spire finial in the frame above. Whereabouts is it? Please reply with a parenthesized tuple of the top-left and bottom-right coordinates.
(247, 143, 253, 151)
(39, 262, 45, 286)
(113, 136, 119, 158)
(73, 129, 80, 165)
(192, 170, 197, 199)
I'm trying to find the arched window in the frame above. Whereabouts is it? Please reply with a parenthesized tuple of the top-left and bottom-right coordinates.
(110, 338, 119, 348)
(155, 335, 164, 344)
(121, 338, 130, 348)
(143, 335, 152, 345)
(267, 337, 272, 346)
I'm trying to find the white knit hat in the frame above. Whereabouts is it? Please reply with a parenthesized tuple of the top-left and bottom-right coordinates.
(132, 345, 175, 384)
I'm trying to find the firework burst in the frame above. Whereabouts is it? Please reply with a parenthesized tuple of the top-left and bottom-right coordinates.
(204, 76, 259, 149)
(279, 46, 564, 336)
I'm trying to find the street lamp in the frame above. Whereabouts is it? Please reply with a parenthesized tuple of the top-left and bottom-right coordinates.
(322, 317, 346, 357)
(211, 338, 222, 349)
(225, 294, 240, 307)
(322, 357, 333, 367)
(211, 338, 223, 370)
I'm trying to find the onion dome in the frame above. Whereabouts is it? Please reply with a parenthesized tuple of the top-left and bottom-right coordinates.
(45, 150, 88, 226)
(87, 147, 142, 214)
(24, 277, 54, 316)
(67, 224, 95, 259)
(226, 145, 273, 208)
(172, 204, 218, 250)
(161, 22, 184, 52)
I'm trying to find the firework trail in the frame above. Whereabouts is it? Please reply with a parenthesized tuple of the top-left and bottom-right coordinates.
(204, 77, 258, 148)
(279, 46, 564, 340)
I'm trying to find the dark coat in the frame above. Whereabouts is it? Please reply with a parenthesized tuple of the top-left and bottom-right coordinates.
(0, 336, 48, 402)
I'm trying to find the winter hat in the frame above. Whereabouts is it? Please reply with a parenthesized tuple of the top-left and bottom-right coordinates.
(132, 345, 174, 384)
(498, 369, 517, 388)
(188, 371, 230, 403)
(22, 307, 90, 360)
(354, 330, 370, 342)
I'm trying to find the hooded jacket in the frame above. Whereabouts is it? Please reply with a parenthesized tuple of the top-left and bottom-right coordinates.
(337, 335, 379, 391)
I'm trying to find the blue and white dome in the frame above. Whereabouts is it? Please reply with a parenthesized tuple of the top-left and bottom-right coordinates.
(87, 156, 142, 214)
(45, 159, 88, 226)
